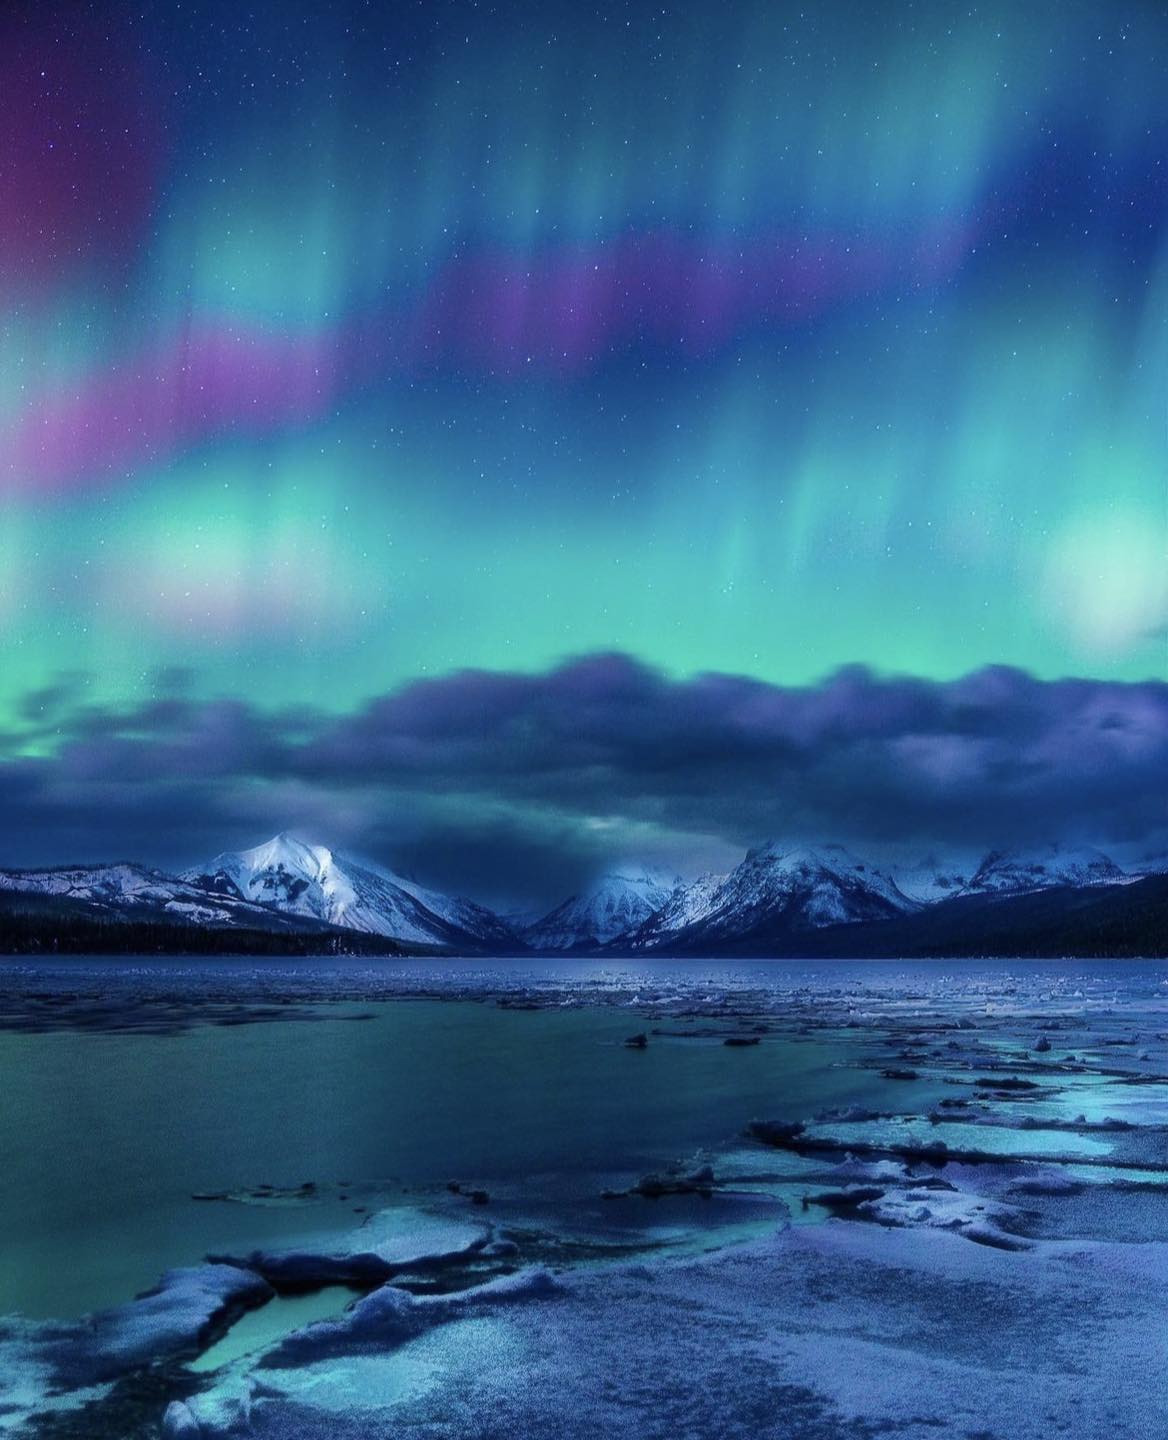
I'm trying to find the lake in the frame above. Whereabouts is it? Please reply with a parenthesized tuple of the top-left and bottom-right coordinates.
(1, 955, 1164, 1320)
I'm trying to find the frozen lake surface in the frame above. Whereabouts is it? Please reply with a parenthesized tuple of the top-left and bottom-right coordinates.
(1, 955, 1166, 1437)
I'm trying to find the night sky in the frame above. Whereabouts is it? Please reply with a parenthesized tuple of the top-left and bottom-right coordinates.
(1, 0, 1165, 902)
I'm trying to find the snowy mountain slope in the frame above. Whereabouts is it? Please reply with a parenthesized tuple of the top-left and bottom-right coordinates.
(523, 866, 681, 950)
(618, 871, 727, 951)
(184, 834, 520, 951)
(389, 872, 522, 952)
(0, 861, 311, 929)
(958, 844, 1128, 898)
(626, 843, 918, 952)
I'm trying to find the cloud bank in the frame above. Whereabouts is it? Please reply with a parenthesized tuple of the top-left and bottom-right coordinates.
(2, 654, 1166, 907)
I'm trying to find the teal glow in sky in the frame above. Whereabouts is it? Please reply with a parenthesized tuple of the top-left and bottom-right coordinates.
(1, 0, 1166, 735)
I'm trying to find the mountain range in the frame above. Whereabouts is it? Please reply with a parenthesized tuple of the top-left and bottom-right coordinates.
(0, 833, 1163, 958)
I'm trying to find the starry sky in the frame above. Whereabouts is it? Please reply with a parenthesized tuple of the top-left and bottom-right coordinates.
(1, 0, 1166, 898)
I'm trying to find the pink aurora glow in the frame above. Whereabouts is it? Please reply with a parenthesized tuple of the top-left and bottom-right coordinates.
(2, 219, 979, 497)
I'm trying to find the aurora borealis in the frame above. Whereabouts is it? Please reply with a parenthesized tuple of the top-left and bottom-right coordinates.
(1, 0, 1166, 896)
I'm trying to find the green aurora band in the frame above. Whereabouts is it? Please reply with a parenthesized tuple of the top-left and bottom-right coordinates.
(0, 0, 1165, 740)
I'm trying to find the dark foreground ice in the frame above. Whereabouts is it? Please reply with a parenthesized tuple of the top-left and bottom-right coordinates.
(1, 956, 1166, 1438)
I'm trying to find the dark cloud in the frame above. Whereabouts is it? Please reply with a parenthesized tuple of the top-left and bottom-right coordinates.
(1, 654, 1166, 907)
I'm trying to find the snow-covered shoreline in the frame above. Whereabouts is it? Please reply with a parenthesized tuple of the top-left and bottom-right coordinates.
(7, 1194, 1166, 1439)
(2, 957, 1167, 1437)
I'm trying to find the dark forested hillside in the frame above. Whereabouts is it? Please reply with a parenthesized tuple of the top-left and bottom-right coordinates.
(0, 892, 404, 957)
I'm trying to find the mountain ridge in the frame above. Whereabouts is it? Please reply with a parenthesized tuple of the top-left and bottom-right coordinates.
(0, 833, 1163, 957)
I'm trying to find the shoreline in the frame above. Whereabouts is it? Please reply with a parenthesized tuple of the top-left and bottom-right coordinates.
(2, 958, 1166, 1436)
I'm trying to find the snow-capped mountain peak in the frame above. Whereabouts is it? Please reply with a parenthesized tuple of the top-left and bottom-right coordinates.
(237, 833, 332, 877)
(523, 864, 682, 950)
(737, 842, 911, 917)
(184, 834, 519, 951)
(616, 840, 918, 952)
(960, 844, 1127, 898)
(198, 833, 347, 912)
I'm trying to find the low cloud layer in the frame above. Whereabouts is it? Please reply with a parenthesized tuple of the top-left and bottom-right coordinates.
(2, 654, 1166, 907)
